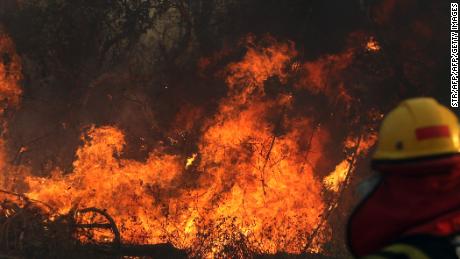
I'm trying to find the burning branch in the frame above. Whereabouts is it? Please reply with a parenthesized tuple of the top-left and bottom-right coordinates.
(260, 134, 276, 197)
(260, 106, 287, 197)
(303, 135, 362, 252)
(0, 190, 187, 258)
(299, 124, 319, 174)
(75, 207, 121, 248)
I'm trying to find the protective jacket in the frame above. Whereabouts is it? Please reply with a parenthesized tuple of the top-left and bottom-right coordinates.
(348, 155, 460, 258)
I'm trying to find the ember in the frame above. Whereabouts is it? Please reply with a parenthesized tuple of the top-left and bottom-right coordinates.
(366, 37, 381, 52)
(185, 153, 197, 169)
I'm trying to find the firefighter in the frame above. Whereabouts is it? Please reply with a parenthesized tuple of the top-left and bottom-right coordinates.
(347, 97, 460, 259)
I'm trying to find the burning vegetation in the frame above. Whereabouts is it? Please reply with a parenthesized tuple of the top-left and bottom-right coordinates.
(0, 0, 450, 258)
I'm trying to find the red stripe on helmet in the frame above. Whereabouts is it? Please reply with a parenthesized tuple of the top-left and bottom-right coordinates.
(415, 125, 451, 140)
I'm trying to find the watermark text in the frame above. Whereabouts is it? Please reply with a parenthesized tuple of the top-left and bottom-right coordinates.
(452, 3, 459, 107)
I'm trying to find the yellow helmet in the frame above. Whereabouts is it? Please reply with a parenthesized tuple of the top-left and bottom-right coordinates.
(373, 97, 460, 161)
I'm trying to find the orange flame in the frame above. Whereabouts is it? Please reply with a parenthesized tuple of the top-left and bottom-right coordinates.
(0, 32, 22, 111)
(296, 48, 354, 107)
(324, 134, 377, 193)
(366, 37, 381, 52)
(225, 35, 297, 104)
(0, 30, 22, 187)
(0, 34, 379, 257)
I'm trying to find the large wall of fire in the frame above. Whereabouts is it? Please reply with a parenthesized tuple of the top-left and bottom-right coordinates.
(0, 0, 450, 257)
